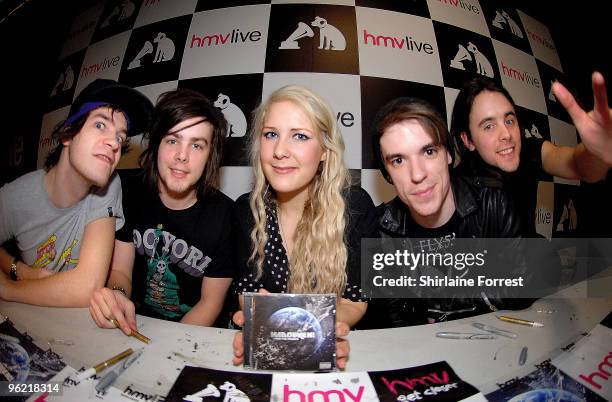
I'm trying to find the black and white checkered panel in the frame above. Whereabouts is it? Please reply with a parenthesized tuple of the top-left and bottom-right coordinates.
(39, 0, 579, 239)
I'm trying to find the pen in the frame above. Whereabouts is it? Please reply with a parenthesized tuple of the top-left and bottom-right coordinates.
(497, 315, 544, 327)
(111, 319, 151, 344)
(473, 322, 517, 339)
(75, 348, 134, 382)
(436, 332, 497, 340)
(95, 348, 144, 393)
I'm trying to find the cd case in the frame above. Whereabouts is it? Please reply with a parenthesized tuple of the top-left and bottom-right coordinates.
(243, 292, 337, 371)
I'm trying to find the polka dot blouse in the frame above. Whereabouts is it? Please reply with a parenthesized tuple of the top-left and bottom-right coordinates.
(233, 188, 374, 303)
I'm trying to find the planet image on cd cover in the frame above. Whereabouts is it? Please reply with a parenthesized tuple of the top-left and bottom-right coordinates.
(267, 307, 324, 356)
(246, 294, 336, 370)
(0, 339, 30, 381)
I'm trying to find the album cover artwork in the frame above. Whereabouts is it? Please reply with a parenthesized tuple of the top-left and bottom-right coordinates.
(0, 319, 66, 401)
(243, 293, 337, 371)
(165, 366, 272, 402)
(485, 359, 606, 402)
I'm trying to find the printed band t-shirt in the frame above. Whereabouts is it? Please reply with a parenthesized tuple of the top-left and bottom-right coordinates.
(0, 169, 124, 272)
(117, 175, 234, 321)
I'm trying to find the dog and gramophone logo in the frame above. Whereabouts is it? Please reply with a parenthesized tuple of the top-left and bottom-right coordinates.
(434, 21, 501, 90)
(179, 74, 263, 166)
(536, 59, 572, 124)
(47, 50, 86, 112)
(480, 2, 532, 55)
(265, 4, 358, 74)
(119, 15, 191, 87)
(91, 0, 142, 45)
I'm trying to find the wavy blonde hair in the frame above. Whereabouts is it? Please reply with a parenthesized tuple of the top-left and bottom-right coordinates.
(248, 85, 350, 295)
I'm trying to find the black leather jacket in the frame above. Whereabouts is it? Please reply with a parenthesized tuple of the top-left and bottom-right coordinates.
(360, 173, 534, 329)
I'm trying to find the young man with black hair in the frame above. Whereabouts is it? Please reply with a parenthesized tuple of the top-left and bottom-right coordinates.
(362, 97, 531, 328)
(0, 79, 153, 307)
(89, 88, 234, 333)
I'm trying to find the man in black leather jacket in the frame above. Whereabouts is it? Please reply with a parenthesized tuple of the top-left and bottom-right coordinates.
(360, 97, 533, 329)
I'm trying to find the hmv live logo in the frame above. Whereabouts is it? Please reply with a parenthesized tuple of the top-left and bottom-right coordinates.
(484, 7, 531, 54)
(434, 22, 500, 90)
(179, 74, 263, 166)
(120, 15, 191, 87)
(265, 4, 359, 74)
(92, 0, 141, 44)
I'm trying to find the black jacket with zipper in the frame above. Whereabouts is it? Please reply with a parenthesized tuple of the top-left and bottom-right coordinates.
(359, 173, 535, 329)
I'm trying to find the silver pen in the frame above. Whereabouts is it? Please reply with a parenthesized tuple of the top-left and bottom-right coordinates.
(95, 348, 144, 393)
(473, 322, 518, 339)
(436, 332, 497, 340)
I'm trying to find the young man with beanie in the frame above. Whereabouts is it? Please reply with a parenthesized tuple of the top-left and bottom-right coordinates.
(0, 79, 153, 307)
(89, 88, 234, 334)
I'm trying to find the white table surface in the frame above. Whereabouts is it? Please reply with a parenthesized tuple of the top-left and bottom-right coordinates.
(1, 274, 610, 398)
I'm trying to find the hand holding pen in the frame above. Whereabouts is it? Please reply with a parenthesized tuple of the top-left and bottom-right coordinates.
(89, 287, 138, 335)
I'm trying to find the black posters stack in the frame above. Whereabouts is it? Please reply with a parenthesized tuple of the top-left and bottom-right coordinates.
(165, 361, 485, 401)
(243, 293, 337, 371)
(165, 366, 272, 402)
(368, 362, 484, 402)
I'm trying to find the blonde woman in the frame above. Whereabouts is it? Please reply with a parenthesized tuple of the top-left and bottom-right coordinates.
(231, 85, 374, 369)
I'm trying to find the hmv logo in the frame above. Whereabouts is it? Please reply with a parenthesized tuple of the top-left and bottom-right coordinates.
(524, 123, 542, 139)
(283, 384, 364, 402)
(535, 207, 552, 225)
(100, 0, 136, 28)
(501, 62, 541, 88)
(184, 380, 249, 401)
(128, 32, 176, 70)
(80, 56, 120, 78)
(190, 29, 262, 48)
(556, 199, 577, 231)
(363, 30, 434, 54)
(449, 42, 494, 78)
(492, 10, 524, 38)
(50, 65, 75, 96)
(527, 29, 555, 50)
(121, 384, 157, 401)
(214, 94, 247, 138)
(280, 16, 346, 51)
(579, 351, 612, 390)
(438, 0, 480, 14)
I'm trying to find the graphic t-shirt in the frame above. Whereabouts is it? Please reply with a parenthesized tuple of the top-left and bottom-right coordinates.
(117, 174, 234, 321)
(0, 169, 124, 272)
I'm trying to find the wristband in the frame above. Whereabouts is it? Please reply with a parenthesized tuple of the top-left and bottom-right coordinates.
(111, 285, 127, 297)
(9, 258, 18, 281)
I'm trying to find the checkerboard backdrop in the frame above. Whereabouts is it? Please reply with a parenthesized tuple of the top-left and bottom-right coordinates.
(38, 0, 583, 239)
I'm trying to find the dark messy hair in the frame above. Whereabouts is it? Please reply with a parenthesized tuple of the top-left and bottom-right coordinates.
(139, 88, 227, 197)
(373, 97, 453, 183)
(44, 106, 128, 169)
(450, 76, 518, 159)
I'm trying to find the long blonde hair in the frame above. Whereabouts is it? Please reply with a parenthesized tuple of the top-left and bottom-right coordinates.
(248, 85, 350, 295)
